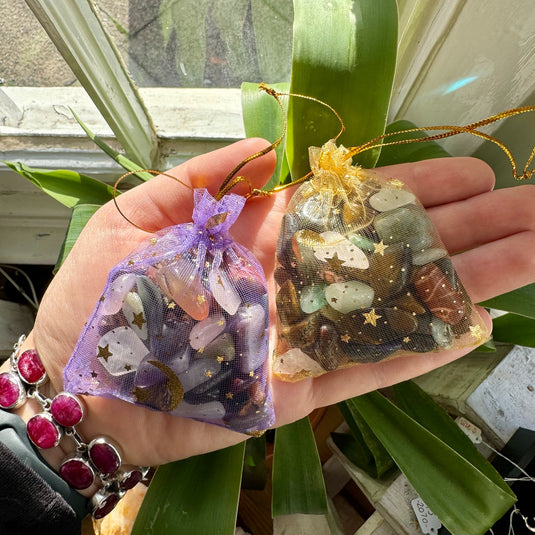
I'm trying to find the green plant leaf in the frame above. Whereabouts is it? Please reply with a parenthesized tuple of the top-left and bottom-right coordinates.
(392, 381, 514, 499)
(286, 0, 398, 179)
(71, 109, 154, 182)
(242, 435, 267, 490)
(375, 119, 451, 167)
(491, 313, 535, 347)
(480, 284, 535, 319)
(272, 417, 328, 516)
(132, 443, 245, 535)
(337, 399, 395, 478)
(352, 391, 516, 535)
(241, 82, 289, 190)
(54, 204, 100, 273)
(4, 161, 115, 208)
(330, 432, 375, 478)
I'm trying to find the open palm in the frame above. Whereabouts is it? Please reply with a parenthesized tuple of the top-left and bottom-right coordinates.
(27, 138, 535, 468)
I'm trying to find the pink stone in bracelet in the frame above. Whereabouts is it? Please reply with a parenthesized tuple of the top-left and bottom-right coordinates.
(0, 335, 147, 519)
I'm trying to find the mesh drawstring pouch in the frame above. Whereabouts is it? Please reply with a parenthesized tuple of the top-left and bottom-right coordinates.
(64, 188, 273, 435)
(272, 140, 489, 381)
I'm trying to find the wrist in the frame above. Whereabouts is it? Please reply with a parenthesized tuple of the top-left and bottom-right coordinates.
(0, 335, 147, 518)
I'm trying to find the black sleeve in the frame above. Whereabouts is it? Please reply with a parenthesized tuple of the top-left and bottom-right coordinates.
(0, 442, 81, 535)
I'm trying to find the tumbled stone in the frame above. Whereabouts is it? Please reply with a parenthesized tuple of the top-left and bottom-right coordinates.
(132, 357, 177, 411)
(276, 280, 305, 326)
(347, 233, 376, 252)
(178, 358, 221, 392)
(342, 200, 374, 232)
(414, 263, 465, 325)
(390, 291, 427, 316)
(122, 291, 148, 340)
(313, 231, 369, 270)
(412, 247, 447, 266)
(196, 332, 235, 361)
(292, 229, 325, 265)
(374, 204, 434, 251)
(277, 213, 299, 267)
(430, 317, 454, 349)
(136, 275, 164, 340)
(0, 372, 26, 409)
(314, 323, 348, 370)
(171, 400, 226, 420)
(369, 186, 416, 212)
(189, 314, 226, 350)
(150, 260, 210, 321)
(151, 317, 192, 363)
(101, 273, 137, 315)
(233, 303, 268, 373)
(97, 327, 148, 376)
(297, 195, 336, 232)
(325, 281, 374, 314)
(27, 413, 61, 449)
(17, 348, 46, 384)
(383, 308, 418, 335)
(344, 340, 402, 363)
(401, 333, 437, 353)
(272, 348, 325, 378)
(368, 243, 411, 301)
(281, 314, 320, 351)
(274, 266, 291, 286)
(50, 392, 84, 427)
(208, 268, 241, 315)
(434, 257, 458, 288)
(300, 284, 328, 314)
(185, 367, 233, 403)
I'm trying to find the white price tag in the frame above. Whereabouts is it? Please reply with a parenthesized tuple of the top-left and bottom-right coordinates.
(411, 498, 442, 534)
(456, 416, 482, 444)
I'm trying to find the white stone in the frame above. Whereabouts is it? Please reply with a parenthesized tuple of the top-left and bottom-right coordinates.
(369, 187, 416, 212)
(313, 231, 369, 269)
(188, 313, 226, 350)
(122, 291, 148, 340)
(96, 327, 148, 376)
(101, 273, 137, 315)
(325, 281, 374, 314)
(272, 348, 325, 378)
(208, 268, 241, 315)
(171, 400, 225, 420)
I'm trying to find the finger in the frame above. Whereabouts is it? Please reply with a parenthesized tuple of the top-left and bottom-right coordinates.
(376, 157, 495, 208)
(309, 308, 492, 410)
(427, 185, 535, 254)
(452, 230, 535, 303)
(114, 138, 277, 230)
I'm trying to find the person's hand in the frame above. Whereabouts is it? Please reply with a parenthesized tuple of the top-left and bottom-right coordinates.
(11, 138, 535, 471)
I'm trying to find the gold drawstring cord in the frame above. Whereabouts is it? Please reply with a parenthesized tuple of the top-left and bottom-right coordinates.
(345, 105, 535, 181)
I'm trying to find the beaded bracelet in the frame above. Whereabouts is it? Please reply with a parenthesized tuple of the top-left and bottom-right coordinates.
(0, 335, 148, 519)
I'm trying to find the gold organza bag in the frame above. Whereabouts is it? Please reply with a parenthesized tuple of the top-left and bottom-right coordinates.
(272, 140, 489, 381)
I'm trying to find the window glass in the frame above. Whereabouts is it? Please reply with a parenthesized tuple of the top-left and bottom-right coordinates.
(92, 0, 293, 88)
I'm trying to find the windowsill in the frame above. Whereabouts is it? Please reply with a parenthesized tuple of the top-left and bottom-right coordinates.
(0, 86, 246, 264)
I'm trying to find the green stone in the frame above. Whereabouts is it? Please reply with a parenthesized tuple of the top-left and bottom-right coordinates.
(300, 284, 328, 314)
(347, 233, 375, 251)
(374, 204, 434, 251)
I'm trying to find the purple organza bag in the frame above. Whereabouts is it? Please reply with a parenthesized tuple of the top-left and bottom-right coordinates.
(64, 189, 273, 435)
